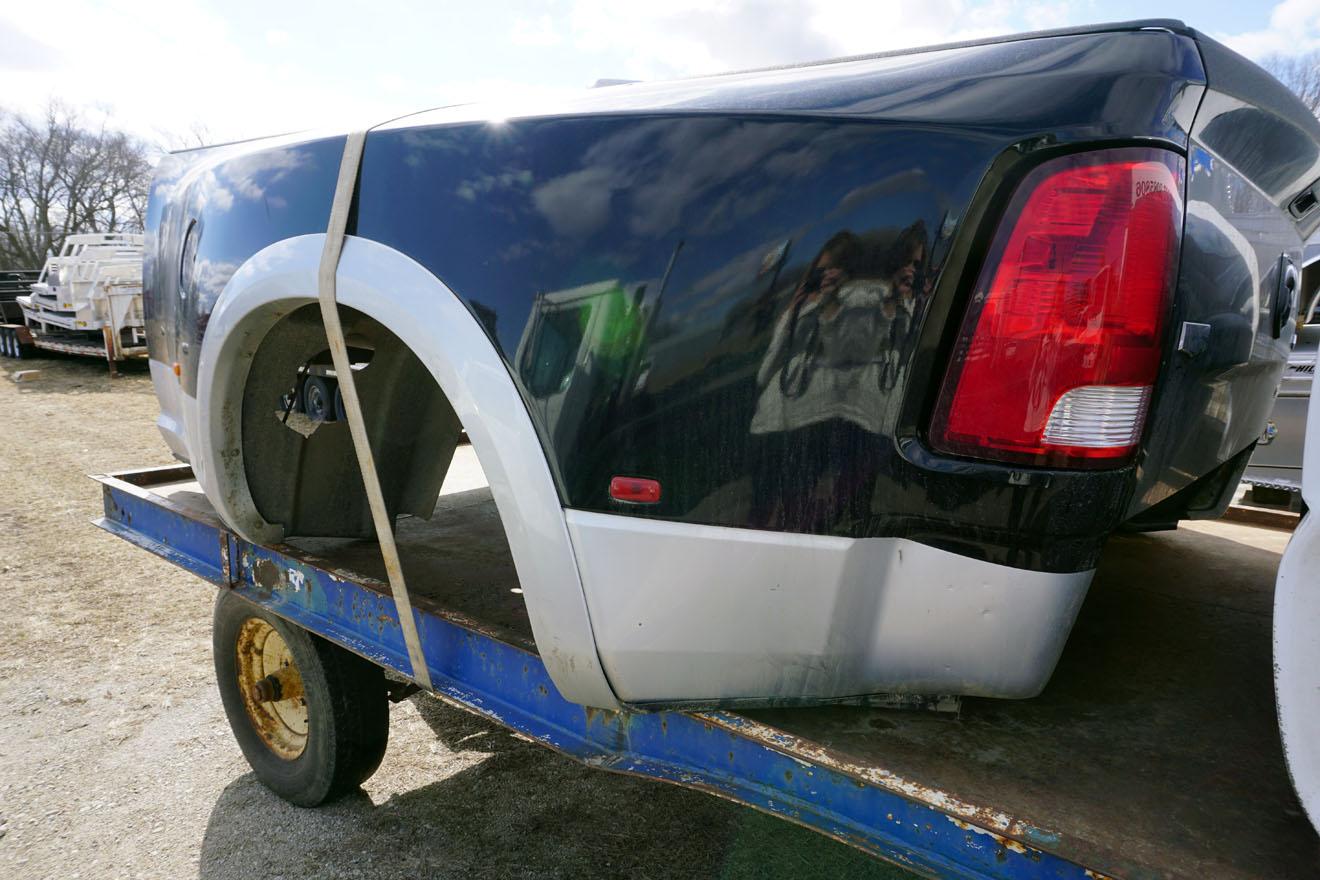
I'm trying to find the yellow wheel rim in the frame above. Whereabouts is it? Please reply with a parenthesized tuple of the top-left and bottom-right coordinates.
(236, 617, 309, 760)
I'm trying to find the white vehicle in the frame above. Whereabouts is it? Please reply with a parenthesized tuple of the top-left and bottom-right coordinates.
(1274, 362, 1320, 835)
(3, 232, 148, 366)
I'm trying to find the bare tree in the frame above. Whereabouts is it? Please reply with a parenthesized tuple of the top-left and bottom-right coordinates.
(0, 101, 154, 269)
(160, 121, 214, 152)
(1260, 51, 1320, 117)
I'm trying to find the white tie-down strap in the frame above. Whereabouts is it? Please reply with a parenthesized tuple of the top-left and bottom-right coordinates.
(317, 130, 433, 691)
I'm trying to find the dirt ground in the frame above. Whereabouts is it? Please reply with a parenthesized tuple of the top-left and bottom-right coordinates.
(0, 356, 913, 880)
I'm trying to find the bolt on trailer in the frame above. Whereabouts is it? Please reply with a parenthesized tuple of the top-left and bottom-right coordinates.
(93, 453, 1318, 879)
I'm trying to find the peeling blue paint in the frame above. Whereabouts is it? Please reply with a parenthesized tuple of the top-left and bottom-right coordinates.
(94, 474, 1097, 880)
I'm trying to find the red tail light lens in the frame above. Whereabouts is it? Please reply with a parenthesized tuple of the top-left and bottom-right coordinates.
(930, 147, 1184, 468)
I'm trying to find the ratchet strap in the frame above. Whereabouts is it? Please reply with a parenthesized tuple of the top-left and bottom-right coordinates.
(318, 131, 433, 690)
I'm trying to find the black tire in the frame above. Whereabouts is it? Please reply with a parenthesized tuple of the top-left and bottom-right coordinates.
(212, 590, 389, 806)
(333, 384, 347, 422)
(303, 375, 335, 422)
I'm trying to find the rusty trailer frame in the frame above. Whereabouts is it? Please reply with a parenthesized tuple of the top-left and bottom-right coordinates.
(91, 464, 1319, 879)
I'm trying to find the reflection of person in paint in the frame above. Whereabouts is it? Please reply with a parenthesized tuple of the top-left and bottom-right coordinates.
(749, 232, 872, 532)
(884, 221, 927, 317)
(749, 224, 931, 532)
(878, 221, 929, 389)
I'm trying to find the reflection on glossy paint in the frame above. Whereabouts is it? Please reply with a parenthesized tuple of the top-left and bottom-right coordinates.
(749, 224, 930, 532)
(354, 27, 1216, 568)
(517, 278, 652, 457)
(1128, 113, 1301, 514)
(143, 136, 344, 395)
(384, 29, 1203, 147)
(358, 114, 970, 536)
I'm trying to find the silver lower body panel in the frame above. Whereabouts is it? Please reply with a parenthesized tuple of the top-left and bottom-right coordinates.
(566, 510, 1092, 704)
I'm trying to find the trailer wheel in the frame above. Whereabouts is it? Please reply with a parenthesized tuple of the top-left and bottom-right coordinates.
(1, 328, 12, 357)
(303, 375, 335, 422)
(212, 591, 389, 806)
(333, 384, 347, 422)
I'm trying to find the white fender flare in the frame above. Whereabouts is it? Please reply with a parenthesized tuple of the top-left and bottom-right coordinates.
(194, 233, 621, 709)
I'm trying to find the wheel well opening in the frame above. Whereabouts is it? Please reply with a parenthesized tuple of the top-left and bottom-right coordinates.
(241, 302, 464, 539)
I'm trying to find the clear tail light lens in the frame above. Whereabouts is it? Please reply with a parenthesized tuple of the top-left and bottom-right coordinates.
(930, 147, 1184, 468)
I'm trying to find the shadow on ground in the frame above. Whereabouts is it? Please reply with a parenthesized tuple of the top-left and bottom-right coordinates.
(198, 696, 912, 880)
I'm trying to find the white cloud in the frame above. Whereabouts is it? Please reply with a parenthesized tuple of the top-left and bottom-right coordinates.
(566, 0, 832, 78)
(809, 0, 1022, 56)
(0, 19, 62, 71)
(0, 2, 600, 142)
(0, 1, 381, 143)
(511, 15, 562, 47)
(0, 0, 1294, 151)
(562, 0, 1083, 79)
(1216, 0, 1320, 59)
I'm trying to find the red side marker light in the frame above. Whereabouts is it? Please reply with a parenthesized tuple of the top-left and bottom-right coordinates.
(610, 476, 661, 504)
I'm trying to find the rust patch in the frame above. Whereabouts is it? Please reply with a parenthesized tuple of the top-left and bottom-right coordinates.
(698, 711, 1064, 853)
(253, 557, 283, 590)
(251, 665, 305, 702)
(948, 816, 1032, 856)
(218, 532, 232, 585)
(584, 706, 614, 725)
(234, 617, 308, 760)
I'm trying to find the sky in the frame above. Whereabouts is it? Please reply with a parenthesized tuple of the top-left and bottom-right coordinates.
(0, 0, 1312, 145)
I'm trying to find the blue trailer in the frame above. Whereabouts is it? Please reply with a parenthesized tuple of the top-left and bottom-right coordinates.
(93, 461, 1318, 879)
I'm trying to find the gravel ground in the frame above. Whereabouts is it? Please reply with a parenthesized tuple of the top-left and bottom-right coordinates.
(0, 355, 912, 880)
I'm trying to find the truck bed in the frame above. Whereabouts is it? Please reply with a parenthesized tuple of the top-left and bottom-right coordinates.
(100, 448, 1319, 878)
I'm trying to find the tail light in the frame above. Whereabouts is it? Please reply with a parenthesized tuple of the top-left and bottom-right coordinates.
(930, 147, 1184, 468)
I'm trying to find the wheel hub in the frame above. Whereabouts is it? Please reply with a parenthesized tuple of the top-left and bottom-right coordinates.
(235, 617, 309, 760)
